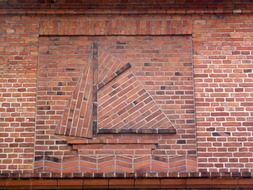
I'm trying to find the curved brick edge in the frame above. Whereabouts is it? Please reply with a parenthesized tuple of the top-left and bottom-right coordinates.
(0, 172, 252, 179)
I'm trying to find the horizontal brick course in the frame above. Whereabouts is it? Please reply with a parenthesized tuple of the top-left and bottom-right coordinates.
(39, 16, 192, 35)
(1, 0, 253, 15)
(1, 177, 253, 189)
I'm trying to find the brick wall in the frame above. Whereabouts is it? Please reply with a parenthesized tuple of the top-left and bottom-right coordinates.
(0, 2, 253, 177)
(0, 16, 39, 172)
(194, 15, 253, 173)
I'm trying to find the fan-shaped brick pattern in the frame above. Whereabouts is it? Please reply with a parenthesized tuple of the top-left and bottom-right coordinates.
(98, 51, 128, 89)
(98, 67, 175, 134)
(96, 36, 193, 134)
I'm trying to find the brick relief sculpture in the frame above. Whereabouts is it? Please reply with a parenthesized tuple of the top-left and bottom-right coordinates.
(96, 37, 177, 135)
(36, 35, 196, 173)
(3, 3, 253, 185)
(53, 36, 194, 137)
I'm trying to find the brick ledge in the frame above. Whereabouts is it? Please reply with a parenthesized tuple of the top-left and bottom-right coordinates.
(0, 9, 251, 15)
(0, 172, 252, 179)
(0, 178, 253, 189)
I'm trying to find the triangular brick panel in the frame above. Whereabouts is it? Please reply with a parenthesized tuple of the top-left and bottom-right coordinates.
(98, 68, 175, 133)
(55, 61, 93, 138)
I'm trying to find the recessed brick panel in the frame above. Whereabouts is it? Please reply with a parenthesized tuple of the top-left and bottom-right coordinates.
(36, 35, 196, 173)
(39, 36, 193, 137)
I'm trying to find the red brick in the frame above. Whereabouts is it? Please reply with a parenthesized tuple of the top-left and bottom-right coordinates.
(58, 179, 83, 187)
(135, 179, 160, 187)
(238, 179, 253, 186)
(83, 179, 108, 187)
(109, 179, 134, 187)
(6, 180, 31, 187)
(31, 180, 57, 187)
(161, 179, 187, 188)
